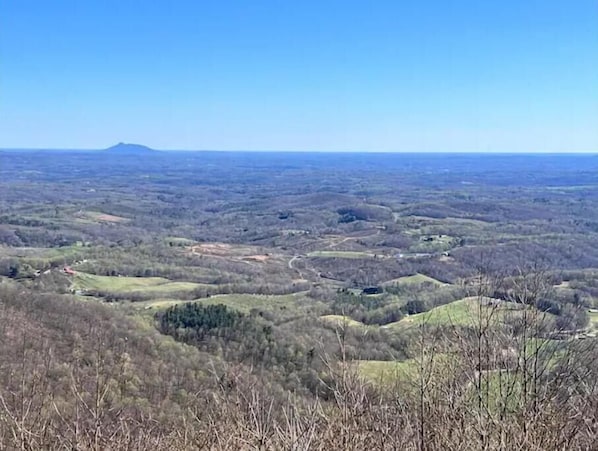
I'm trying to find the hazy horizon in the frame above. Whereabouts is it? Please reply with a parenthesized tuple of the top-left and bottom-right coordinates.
(1, 145, 597, 155)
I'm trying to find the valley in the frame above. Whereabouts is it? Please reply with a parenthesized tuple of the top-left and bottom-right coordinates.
(2, 150, 598, 448)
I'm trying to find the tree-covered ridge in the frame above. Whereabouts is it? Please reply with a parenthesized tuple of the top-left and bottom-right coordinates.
(155, 303, 273, 351)
(155, 303, 324, 394)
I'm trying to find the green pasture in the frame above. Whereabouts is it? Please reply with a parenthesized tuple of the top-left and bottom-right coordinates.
(382, 273, 447, 287)
(385, 296, 548, 329)
(138, 292, 311, 315)
(320, 314, 367, 328)
(72, 272, 206, 295)
(356, 359, 417, 385)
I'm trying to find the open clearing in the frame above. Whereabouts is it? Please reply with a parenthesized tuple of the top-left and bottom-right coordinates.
(356, 359, 418, 386)
(139, 292, 311, 314)
(189, 243, 234, 256)
(199, 292, 308, 313)
(382, 273, 448, 287)
(72, 272, 206, 294)
(410, 234, 457, 253)
(0, 244, 87, 261)
(136, 293, 321, 321)
(320, 314, 367, 328)
(241, 254, 271, 262)
(136, 299, 188, 310)
(187, 243, 275, 264)
(588, 311, 598, 331)
(357, 354, 460, 388)
(83, 211, 130, 223)
(307, 250, 376, 259)
(554, 280, 571, 288)
(385, 296, 540, 329)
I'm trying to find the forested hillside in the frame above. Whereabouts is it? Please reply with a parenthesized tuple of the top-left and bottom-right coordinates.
(2, 151, 598, 449)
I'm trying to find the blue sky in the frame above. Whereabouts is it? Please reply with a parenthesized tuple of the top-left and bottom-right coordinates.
(1, 1, 597, 151)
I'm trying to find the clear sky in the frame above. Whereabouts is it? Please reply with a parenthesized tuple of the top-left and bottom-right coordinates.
(1, 1, 597, 152)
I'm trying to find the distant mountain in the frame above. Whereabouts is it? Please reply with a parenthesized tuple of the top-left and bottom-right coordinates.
(104, 142, 156, 154)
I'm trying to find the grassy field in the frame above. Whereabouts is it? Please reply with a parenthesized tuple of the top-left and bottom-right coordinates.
(83, 211, 130, 223)
(0, 246, 89, 278)
(0, 244, 88, 264)
(357, 355, 453, 386)
(385, 296, 539, 329)
(382, 273, 447, 287)
(135, 291, 311, 312)
(72, 272, 206, 294)
(200, 293, 302, 313)
(320, 314, 367, 328)
(356, 359, 417, 385)
(588, 310, 598, 331)
(134, 299, 191, 311)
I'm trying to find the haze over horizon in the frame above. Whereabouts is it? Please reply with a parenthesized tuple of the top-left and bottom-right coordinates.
(3, 143, 598, 155)
(1, 1, 597, 153)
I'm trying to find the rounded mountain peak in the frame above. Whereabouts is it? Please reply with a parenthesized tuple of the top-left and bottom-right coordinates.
(104, 142, 155, 153)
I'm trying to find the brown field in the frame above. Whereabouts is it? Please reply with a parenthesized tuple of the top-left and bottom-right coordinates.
(82, 211, 130, 223)
(188, 244, 275, 264)
(96, 213, 128, 222)
(189, 243, 234, 256)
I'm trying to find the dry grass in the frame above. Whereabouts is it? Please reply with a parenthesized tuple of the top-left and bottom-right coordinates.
(84, 211, 130, 223)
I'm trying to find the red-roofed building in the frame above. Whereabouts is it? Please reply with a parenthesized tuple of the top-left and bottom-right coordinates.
(63, 266, 76, 275)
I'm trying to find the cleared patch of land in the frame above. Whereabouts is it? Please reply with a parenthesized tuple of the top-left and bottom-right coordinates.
(187, 243, 278, 266)
(320, 314, 366, 328)
(140, 292, 314, 313)
(356, 359, 419, 386)
(242, 254, 270, 262)
(384, 296, 544, 329)
(408, 234, 457, 253)
(588, 310, 598, 331)
(189, 243, 234, 256)
(72, 272, 206, 295)
(554, 280, 571, 288)
(200, 292, 308, 313)
(81, 211, 130, 223)
(137, 299, 190, 310)
(382, 273, 448, 287)
(307, 250, 376, 259)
